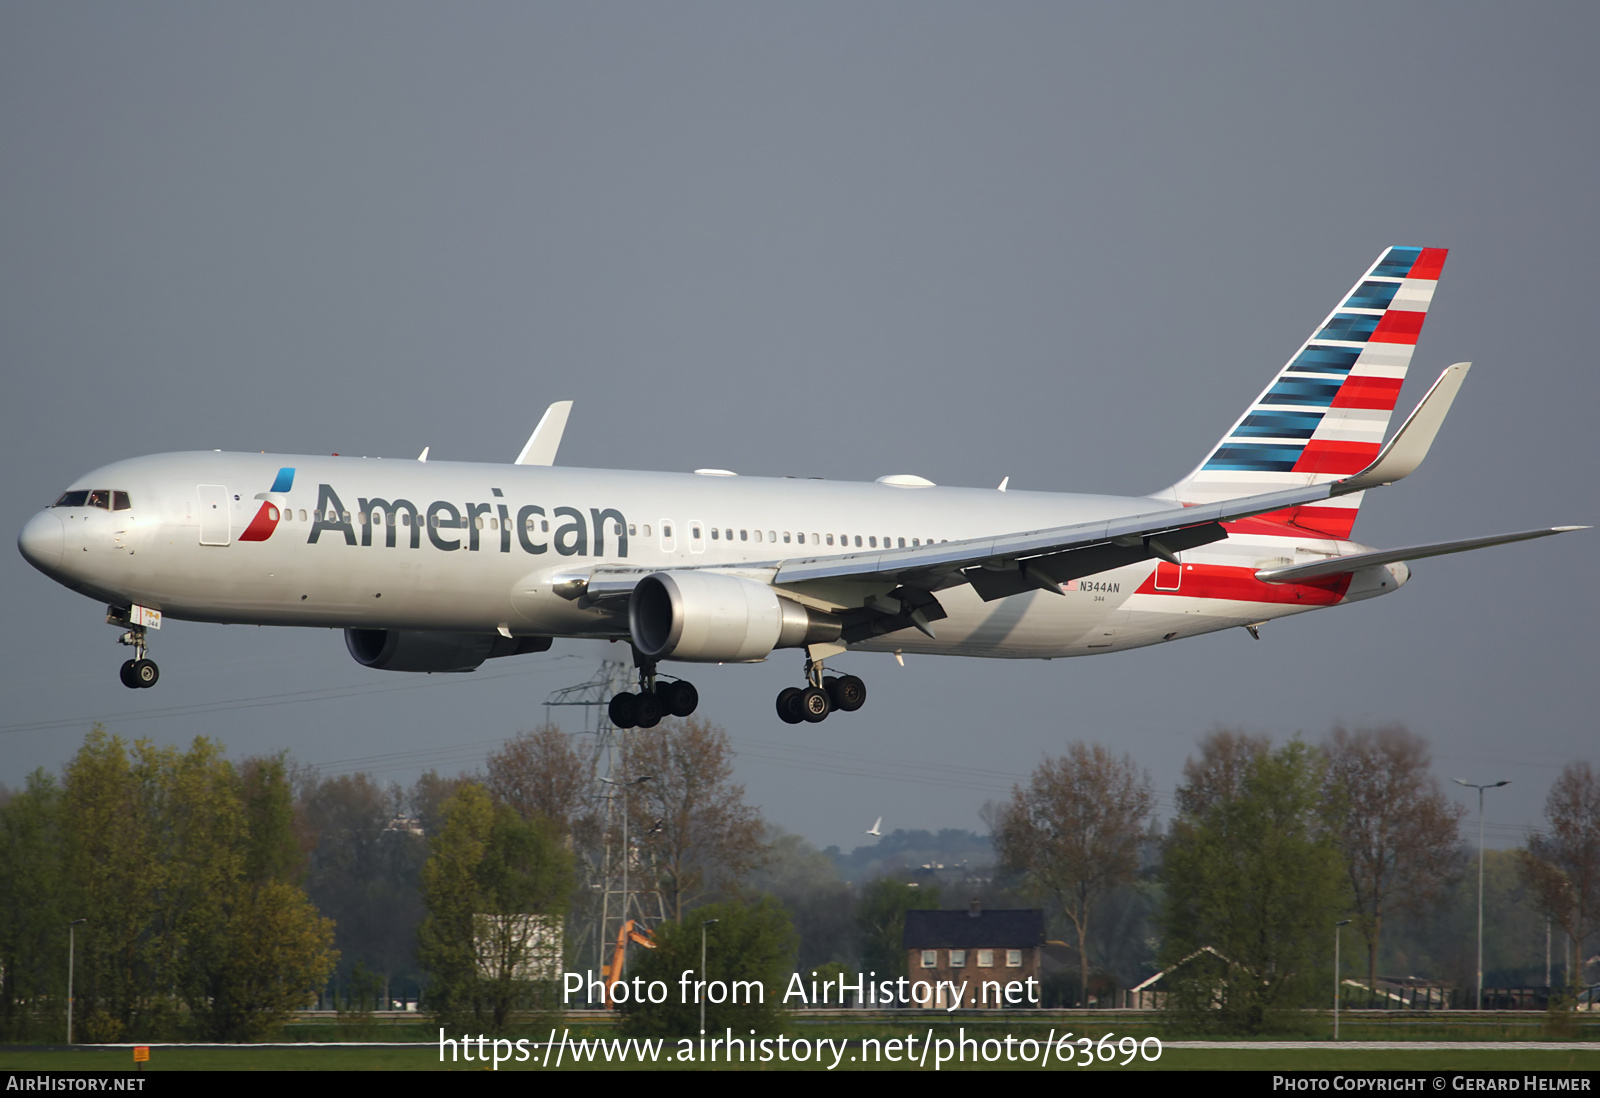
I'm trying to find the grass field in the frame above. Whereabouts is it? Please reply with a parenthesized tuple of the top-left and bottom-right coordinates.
(2, 1041, 1597, 1072)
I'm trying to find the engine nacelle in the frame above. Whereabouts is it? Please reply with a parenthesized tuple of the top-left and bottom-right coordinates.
(629, 572, 840, 662)
(344, 629, 551, 673)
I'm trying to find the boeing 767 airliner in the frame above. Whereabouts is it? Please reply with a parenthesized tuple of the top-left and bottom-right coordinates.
(17, 247, 1583, 726)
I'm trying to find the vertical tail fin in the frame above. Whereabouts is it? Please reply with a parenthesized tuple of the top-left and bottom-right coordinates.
(1163, 246, 1448, 539)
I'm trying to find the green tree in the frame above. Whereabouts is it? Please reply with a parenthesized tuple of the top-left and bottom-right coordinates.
(1160, 735, 1346, 1034)
(61, 730, 335, 1040)
(0, 771, 68, 1040)
(855, 877, 940, 980)
(619, 897, 796, 1038)
(418, 783, 573, 1029)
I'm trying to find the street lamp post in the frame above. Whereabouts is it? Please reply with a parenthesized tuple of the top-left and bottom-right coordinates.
(1454, 778, 1509, 1010)
(67, 918, 86, 1044)
(700, 919, 719, 1035)
(599, 775, 652, 1005)
(1334, 919, 1351, 1040)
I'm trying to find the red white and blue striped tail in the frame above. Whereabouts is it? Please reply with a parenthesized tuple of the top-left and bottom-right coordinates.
(1162, 246, 1447, 540)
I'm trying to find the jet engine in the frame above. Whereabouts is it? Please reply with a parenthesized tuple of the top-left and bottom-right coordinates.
(344, 629, 551, 673)
(629, 571, 840, 663)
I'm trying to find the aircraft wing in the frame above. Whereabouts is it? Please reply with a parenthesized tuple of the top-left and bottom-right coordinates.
(568, 365, 1493, 639)
(1253, 527, 1586, 584)
(775, 364, 1474, 602)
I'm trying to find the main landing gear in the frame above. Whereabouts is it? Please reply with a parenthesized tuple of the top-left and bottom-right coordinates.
(775, 654, 865, 725)
(609, 659, 699, 729)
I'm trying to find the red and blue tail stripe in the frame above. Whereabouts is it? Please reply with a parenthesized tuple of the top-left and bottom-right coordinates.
(1164, 246, 1447, 540)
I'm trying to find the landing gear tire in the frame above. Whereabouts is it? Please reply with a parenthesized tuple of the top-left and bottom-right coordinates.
(609, 692, 640, 729)
(132, 658, 159, 688)
(800, 685, 830, 723)
(635, 690, 664, 729)
(776, 687, 805, 725)
(659, 680, 699, 718)
(120, 660, 141, 689)
(827, 674, 866, 713)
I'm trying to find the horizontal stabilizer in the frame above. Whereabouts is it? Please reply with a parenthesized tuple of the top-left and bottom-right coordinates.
(515, 401, 573, 466)
(1255, 526, 1586, 583)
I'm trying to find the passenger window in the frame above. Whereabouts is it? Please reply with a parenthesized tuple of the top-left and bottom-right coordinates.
(299, 510, 307, 522)
(783, 532, 791, 543)
(768, 530, 775, 542)
(898, 537, 905, 548)
(826, 534, 834, 546)
(912, 538, 920, 546)
(854, 535, 862, 547)
(661, 524, 670, 537)
(740, 530, 748, 541)
(753, 530, 762, 542)
(869, 536, 877, 547)
(643, 524, 651, 537)
(725, 529, 732, 541)
(628, 524, 637, 536)
(711, 528, 719, 540)
(112, 491, 131, 510)
(614, 522, 624, 536)
(542, 520, 549, 533)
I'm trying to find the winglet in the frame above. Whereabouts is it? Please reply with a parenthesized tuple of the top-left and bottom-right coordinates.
(515, 401, 573, 466)
(1335, 363, 1469, 494)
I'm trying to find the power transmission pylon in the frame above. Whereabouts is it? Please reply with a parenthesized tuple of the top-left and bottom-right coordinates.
(544, 658, 666, 994)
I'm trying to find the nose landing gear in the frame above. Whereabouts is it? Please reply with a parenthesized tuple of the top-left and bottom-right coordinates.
(108, 605, 160, 689)
(775, 655, 865, 725)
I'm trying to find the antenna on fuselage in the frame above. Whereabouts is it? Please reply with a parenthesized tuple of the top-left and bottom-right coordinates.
(417, 447, 429, 463)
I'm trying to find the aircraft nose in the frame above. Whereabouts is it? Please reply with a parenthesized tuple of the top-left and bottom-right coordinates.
(18, 510, 65, 573)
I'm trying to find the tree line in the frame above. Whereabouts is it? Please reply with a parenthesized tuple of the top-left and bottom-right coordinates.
(993, 727, 1600, 1032)
(1, 719, 1594, 1040)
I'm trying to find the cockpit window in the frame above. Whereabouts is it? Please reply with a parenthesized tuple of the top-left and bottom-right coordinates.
(53, 489, 126, 509)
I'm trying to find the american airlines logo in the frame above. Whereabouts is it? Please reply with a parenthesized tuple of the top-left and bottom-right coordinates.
(305, 483, 628, 559)
(238, 467, 295, 542)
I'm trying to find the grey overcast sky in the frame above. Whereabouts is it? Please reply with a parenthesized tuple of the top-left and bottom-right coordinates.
(3, 3, 1595, 853)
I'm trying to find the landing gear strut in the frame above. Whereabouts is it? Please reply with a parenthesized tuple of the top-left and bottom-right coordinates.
(775, 654, 865, 725)
(608, 655, 698, 729)
(112, 615, 159, 690)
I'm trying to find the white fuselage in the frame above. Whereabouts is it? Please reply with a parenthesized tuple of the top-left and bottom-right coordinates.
(19, 450, 1407, 662)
